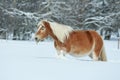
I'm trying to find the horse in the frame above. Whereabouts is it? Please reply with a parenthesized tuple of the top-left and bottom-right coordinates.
(35, 20, 107, 61)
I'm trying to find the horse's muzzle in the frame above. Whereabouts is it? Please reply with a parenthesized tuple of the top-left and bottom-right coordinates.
(35, 37, 44, 43)
(35, 37, 38, 42)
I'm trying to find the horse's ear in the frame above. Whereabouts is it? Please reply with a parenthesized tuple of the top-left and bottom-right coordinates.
(42, 20, 50, 28)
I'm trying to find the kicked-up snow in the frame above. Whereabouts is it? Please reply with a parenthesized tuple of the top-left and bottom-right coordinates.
(0, 39, 120, 80)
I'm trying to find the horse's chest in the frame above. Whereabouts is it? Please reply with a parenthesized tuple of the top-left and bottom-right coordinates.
(55, 44, 67, 52)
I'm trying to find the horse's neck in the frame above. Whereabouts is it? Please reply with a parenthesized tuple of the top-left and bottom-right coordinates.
(49, 31, 59, 42)
(48, 32, 64, 47)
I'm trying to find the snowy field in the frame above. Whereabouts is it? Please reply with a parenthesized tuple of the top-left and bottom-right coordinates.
(0, 39, 120, 80)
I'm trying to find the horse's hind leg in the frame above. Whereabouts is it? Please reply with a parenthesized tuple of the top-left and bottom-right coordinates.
(89, 52, 99, 61)
(93, 42, 105, 61)
(89, 53, 93, 59)
(93, 52, 99, 61)
(98, 47, 107, 61)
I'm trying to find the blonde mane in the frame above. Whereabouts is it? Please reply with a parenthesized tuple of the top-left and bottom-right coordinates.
(48, 21, 73, 43)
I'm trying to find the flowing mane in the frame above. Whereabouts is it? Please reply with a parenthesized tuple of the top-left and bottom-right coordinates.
(48, 21, 73, 43)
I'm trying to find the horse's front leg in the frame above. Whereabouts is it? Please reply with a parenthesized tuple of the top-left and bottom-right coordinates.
(55, 50, 68, 60)
(54, 41, 68, 59)
(56, 50, 65, 57)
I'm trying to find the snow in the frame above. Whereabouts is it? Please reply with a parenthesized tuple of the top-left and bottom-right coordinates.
(0, 40, 120, 80)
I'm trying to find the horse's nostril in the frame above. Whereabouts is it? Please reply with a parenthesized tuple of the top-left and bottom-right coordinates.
(35, 37, 38, 41)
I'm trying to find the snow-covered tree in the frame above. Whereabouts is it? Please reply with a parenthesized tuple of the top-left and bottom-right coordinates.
(0, 0, 120, 40)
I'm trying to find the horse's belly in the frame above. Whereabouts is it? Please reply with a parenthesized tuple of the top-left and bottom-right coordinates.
(69, 49, 93, 57)
(69, 52, 89, 57)
(68, 42, 95, 57)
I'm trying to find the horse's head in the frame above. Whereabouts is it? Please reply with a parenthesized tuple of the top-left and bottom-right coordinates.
(35, 20, 73, 43)
(35, 20, 49, 43)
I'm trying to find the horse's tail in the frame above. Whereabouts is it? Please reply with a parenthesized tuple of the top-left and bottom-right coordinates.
(99, 46, 107, 61)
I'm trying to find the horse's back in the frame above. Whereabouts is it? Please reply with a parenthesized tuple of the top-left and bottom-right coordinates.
(69, 30, 96, 45)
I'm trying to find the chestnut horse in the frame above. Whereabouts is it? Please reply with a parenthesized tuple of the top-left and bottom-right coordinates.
(35, 20, 107, 61)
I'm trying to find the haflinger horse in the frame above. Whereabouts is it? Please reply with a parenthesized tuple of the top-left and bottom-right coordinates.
(35, 20, 107, 61)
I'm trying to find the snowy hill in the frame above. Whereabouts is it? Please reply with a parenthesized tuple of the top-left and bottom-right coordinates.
(0, 40, 120, 80)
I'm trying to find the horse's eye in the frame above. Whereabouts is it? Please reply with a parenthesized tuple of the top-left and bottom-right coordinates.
(41, 26, 45, 30)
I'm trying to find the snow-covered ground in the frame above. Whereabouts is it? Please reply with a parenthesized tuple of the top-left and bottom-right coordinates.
(0, 39, 120, 80)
